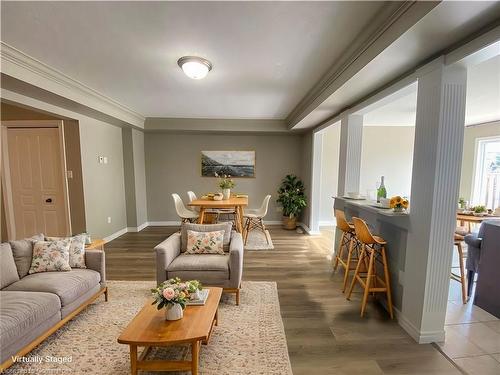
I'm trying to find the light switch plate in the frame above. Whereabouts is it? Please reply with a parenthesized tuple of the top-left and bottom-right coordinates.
(98, 156, 104, 164)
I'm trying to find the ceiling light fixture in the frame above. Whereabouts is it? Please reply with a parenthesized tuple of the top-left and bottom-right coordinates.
(177, 56, 212, 80)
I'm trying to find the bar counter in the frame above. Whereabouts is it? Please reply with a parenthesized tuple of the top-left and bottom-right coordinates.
(333, 196, 409, 310)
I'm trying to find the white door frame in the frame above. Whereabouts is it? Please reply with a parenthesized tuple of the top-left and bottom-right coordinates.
(309, 131, 324, 235)
(1, 120, 72, 239)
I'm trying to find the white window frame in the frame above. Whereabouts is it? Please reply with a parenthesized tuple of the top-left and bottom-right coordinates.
(472, 136, 500, 207)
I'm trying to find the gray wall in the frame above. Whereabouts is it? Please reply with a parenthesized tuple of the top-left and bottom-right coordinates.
(79, 117, 127, 238)
(145, 132, 303, 222)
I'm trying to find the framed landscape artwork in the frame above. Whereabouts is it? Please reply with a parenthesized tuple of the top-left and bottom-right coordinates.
(201, 151, 255, 177)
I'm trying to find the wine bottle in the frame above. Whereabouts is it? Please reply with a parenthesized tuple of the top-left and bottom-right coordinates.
(377, 176, 387, 203)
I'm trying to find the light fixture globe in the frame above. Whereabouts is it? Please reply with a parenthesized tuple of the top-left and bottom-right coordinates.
(177, 56, 212, 80)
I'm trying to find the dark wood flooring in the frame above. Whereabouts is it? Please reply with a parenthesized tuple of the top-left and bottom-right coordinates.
(106, 226, 461, 374)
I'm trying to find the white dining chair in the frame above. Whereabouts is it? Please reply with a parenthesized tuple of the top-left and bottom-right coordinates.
(172, 193, 199, 223)
(187, 191, 200, 213)
(243, 195, 271, 245)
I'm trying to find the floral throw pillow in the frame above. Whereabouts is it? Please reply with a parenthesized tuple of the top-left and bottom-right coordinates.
(46, 234, 87, 268)
(29, 240, 72, 274)
(185, 230, 225, 255)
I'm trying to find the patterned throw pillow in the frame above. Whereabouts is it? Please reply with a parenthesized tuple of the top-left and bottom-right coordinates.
(29, 240, 72, 274)
(185, 230, 225, 255)
(46, 234, 87, 268)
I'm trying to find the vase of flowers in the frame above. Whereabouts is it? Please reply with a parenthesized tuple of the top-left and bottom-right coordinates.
(151, 278, 203, 321)
(390, 196, 409, 213)
(215, 173, 235, 200)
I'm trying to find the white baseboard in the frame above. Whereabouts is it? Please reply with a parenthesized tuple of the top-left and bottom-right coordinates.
(148, 221, 181, 226)
(126, 222, 149, 232)
(319, 220, 336, 227)
(298, 222, 321, 235)
(394, 307, 445, 344)
(103, 227, 128, 243)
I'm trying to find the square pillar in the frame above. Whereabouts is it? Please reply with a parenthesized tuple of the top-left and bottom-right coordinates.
(337, 114, 363, 196)
(400, 60, 467, 343)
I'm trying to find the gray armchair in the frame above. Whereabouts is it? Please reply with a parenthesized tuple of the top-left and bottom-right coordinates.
(155, 223, 244, 305)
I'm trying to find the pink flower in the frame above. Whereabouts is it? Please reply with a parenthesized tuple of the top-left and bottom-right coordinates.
(162, 288, 175, 300)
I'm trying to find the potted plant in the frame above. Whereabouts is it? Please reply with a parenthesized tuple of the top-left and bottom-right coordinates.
(277, 174, 307, 230)
(151, 278, 202, 320)
(215, 172, 235, 200)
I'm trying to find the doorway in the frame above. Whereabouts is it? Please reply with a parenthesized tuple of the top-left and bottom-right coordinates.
(2, 120, 71, 239)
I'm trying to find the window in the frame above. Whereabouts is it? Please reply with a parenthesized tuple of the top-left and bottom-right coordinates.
(473, 137, 500, 209)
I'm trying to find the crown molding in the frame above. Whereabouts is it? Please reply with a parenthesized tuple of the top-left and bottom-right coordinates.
(0, 42, 145, 128)
(286, 1, 439, 130)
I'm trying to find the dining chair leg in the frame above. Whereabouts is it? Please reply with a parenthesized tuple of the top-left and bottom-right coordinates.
(360, 248, 375, 317)
(259, 219, 269, 244)
(457, 242, 467, 304)
(333, 231, 345, 271)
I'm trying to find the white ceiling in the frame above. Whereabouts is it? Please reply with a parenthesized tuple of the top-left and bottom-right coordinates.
(1, 1, 388, 119)
(363, 54, 500, 127)
(293, 0, 500, 129)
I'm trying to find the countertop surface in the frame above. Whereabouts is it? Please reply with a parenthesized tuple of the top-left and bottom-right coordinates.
(333, 196, 409, 217)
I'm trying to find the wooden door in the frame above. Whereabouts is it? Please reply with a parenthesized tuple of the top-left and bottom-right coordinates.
(5, 126, 70, 238)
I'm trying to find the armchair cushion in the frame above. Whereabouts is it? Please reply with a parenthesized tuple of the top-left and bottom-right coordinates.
(167, 254, 229, 285)
(181, 222, 232, 252)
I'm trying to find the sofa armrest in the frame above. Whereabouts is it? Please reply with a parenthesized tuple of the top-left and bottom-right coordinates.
(85, 249, 106, 286)
(464, 233, 482, 249)
(154, 233, 181, 285)
(228, 231, 244, 288)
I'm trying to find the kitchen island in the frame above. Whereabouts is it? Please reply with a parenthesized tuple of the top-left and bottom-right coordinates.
(333, 196, 409, 311)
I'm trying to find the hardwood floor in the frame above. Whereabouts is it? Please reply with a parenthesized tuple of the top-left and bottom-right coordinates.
(106, 226, 462, 374)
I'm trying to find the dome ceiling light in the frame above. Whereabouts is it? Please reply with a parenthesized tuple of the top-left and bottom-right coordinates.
(177, 56, 213, 80)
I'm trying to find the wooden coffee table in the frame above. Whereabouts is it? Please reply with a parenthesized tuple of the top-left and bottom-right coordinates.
(117, 287, 222, 375)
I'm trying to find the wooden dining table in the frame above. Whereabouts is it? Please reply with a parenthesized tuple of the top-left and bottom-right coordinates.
(188, 196, 249, 233)
(457, 213, 500, 232)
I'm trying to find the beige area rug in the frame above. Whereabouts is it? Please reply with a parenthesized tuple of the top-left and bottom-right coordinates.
(244, 230, 274, 250)
(6, 281, 292, 375)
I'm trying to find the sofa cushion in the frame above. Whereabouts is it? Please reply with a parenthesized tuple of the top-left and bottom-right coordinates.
(181, 222, 232, 252)
(168, 254, 229, 273)
(3, 269, 101, 306)
(0, 291, 61, 353)
(0, 243, 19, 289)
(46, 234, 87, 269)
(186, 230, 225, 255)
(29, 240, 72, 274)
(9, 233, 45, 278)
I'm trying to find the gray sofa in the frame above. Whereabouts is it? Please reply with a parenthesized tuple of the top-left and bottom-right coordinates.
(155, 223, 244, 305)
(0, 237, 107, 368)
(464, 220, 500, 317)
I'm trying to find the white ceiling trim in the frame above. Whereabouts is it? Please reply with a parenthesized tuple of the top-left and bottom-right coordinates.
(0, 42, 145, 128)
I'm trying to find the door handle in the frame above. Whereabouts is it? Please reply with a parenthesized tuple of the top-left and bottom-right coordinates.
(45, 198, 53, 203)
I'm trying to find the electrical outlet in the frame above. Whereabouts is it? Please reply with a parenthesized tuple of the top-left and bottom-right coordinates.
(107, 217, 112, 224)
(103, 156, 108, 164)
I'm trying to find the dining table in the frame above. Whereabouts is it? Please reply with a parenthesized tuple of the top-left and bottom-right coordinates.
(457, 213, 500, 232)
(188, 196, 249, 233)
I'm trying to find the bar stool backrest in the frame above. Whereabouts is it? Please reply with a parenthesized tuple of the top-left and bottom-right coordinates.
(335, 210, 352, 232)
(352, 217, 376, 245)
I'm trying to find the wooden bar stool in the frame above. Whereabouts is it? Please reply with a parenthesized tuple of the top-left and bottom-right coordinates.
(451, 234, 467, 304)
(346, 217, 394, 319)
(332, 210, 361, 292)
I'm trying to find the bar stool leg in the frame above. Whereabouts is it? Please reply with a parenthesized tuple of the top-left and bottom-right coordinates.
(360, 247, 375, 317)
(380, 246, 394, 319)
(342, 236, 356, 292)
(333, 231, 346, 271)
(347, 245, 366, 300)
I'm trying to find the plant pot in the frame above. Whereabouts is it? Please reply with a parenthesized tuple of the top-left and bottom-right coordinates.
(165, 303, 183, 321)
(222, 188, 231, 200)
(282, 215, 297, 230)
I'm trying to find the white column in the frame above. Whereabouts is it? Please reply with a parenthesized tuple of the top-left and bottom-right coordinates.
(400, 60, 467, 343)
(309, 131, 323, 234)
(337, 114, 363, 196)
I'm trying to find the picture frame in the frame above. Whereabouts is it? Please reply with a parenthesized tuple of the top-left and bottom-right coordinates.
(201, 150, 255, 177)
